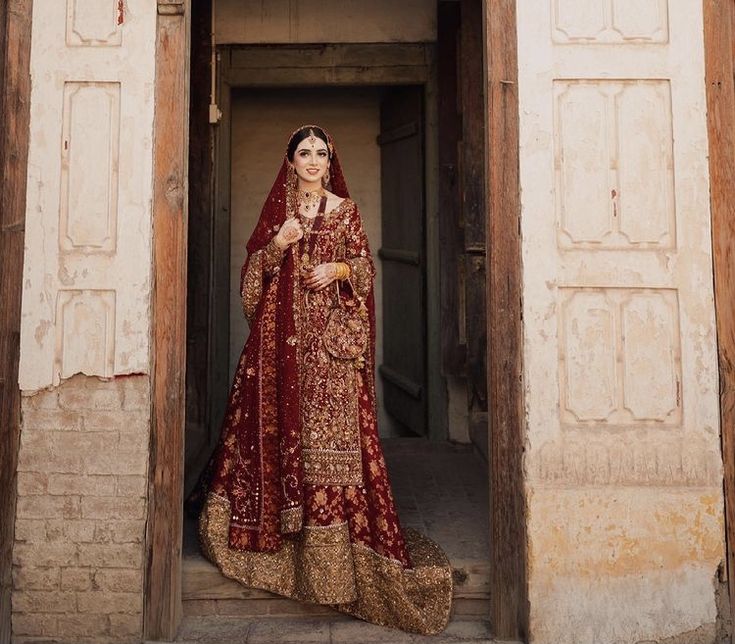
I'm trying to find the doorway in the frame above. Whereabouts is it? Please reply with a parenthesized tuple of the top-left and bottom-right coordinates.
(146, 0, 527, 640)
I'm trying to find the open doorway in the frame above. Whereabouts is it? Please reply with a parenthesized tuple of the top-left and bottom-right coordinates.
(180, 0, 494, 631)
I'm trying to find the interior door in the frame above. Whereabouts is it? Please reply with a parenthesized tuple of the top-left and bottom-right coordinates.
(378, 86, 427, 435)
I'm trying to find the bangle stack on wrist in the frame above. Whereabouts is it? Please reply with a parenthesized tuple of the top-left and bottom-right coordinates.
(335, 262, 351, 280)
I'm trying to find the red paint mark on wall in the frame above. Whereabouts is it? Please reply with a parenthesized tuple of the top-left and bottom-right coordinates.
(611, 188, 618, 217)
(118, 0, 124, 25)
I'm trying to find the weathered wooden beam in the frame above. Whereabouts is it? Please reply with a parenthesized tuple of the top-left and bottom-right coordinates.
(437, 1, 465, 375)
(225, 66, 429, 87)
(461, 0, 488, 415)
(184, 0, 214, 497)
(230, 43, 430, 70)
(484, 0, 528, 639)
(0, 2, 32, 643)
(144, 2, 190, 639)
(703, 0, 735, 625)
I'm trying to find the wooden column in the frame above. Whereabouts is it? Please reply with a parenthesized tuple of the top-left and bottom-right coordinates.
(437, 1, 464, 375)
(461, 0, 488, 414)
(484, 0, 528, 639)
(145, 0, 190, 639)
(704, 0, 735, 624)
(0, 2, 32, 643)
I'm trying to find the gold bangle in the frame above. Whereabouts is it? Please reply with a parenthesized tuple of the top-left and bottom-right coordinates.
(335, 262, 350, 280)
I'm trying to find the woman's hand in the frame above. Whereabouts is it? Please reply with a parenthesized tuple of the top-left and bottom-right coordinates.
(302, 263, 338, 291)
(274, 218, 303, 250)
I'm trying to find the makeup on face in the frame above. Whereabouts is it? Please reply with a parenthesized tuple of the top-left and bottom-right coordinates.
(293, 136, 329, 184)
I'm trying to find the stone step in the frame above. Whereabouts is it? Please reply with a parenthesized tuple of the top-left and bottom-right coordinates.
(182, 553, 490, 619)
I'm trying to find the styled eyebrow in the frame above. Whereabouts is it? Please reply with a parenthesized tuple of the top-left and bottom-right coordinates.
(296, 146, 329, 152)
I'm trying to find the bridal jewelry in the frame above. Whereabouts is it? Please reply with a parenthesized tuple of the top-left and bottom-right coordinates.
(298, 186, 325, 213)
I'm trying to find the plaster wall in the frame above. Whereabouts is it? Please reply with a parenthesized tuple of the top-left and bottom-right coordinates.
(229, 88, 400, 435)
(215, 0, 436, 44)
(516, 1, 725, 642)
(18, 0, 156, 391)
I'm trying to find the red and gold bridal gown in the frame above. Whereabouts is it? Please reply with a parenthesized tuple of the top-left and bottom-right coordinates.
(198, 129, 452, 635)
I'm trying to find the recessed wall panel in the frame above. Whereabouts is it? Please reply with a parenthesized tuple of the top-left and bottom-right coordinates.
(621, 291, 680, 422)
(66, 0, 122, 46)
(559, 288, 681, 427)
(616, 83, 675, 245)
(556, 84, 611, 244)
(59, 82, 120, 253)
(555, 80, 675, 249)
(55, 290, 116, 379)
(560, 291, 616, 421)
(553, 0, 669, 43)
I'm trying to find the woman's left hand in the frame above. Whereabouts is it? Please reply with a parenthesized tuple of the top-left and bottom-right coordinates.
(303, 263, 337, 291)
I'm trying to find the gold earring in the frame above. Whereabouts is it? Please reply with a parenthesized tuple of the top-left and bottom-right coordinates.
(323, 169, 330, 186)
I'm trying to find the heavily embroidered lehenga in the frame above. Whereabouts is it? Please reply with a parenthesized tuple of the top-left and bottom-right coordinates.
(197, 128, 452, 634)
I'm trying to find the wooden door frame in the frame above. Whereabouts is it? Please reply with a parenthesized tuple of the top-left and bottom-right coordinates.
(704, 0, 735, 626)
(148, 5, 530, 642)
(0, 2, 33, 643)
(483, 1, 528, 639)
(145, 0, 191, 639)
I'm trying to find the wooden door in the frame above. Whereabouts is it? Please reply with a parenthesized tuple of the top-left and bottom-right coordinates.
(378, 86, 427, 435)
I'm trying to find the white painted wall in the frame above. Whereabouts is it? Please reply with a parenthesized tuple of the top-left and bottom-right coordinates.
(19, 0, 156, 391)
(215, 0, 436, 44)
(516, 1, 725, 642)
(229, 87, 400, 435)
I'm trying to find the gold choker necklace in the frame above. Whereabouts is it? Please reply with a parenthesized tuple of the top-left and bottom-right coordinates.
(298, 187, 325, 213)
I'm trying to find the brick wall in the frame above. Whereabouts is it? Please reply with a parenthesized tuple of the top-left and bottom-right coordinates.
(12, 374, 150, 643)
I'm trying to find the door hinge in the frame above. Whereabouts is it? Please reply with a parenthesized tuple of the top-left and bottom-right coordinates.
(158, 0, 185, 15)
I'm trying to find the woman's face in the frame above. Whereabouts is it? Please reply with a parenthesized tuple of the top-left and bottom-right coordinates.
(291, 134, 330, 185)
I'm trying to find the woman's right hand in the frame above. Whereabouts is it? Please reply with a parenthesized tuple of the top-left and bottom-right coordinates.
(274, 218, 303, 250)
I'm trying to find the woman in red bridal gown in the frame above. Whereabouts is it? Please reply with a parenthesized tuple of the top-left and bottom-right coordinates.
(197, 125, 452, 634)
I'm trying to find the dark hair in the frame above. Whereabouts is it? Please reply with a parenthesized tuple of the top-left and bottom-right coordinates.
(286, 126, 331, 161)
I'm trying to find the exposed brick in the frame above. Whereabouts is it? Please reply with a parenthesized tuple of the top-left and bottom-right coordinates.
(12, 567, 60, 591)
(121, 381, 149, 411)
(81, 496, 145, 520)
(93, 569, 143, 593)
(16, 472, 49, 495)
(94, 520, 145, 544)
(116, 475, 147, 498)
(109, 611, 142, 637)
(12, 590, 77, 613)
(16, 495, 81, 520)
(56, 612, 109, 637)
(117, 432, 149, 452)
(48, 474, 117, 496)
(22, 408, 82, 431)
(85, 450, 147, 476)
(59, 385, 124, 411)
(12, 542, 78, 568)
(61, 567, 94, 591)
(76, 543, 143, 568)
(76, 591, 142, 614)
(83, 410, 148, 433)
(17, 443, 83, 474)
(11, 613, 58, 637)
(22, 389, 59, 410)
(46, 518, 96, 543)
(13, 519, 47, 543)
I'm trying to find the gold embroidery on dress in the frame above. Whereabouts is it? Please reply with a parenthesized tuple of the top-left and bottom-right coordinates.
(200, 494, 453, 634)
(298, 206, 364, 487)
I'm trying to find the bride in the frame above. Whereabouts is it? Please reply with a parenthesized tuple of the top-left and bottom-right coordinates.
(197, 125, 452, 634)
